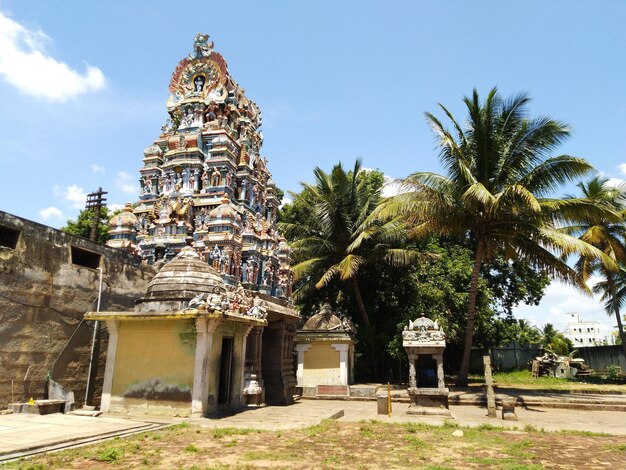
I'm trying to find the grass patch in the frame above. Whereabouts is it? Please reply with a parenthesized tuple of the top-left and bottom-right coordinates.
(403, 421, 440, 433)
(304, 419, 335, 437)
(469, 369, 625, 391)
(475, 423, 508, 432)
(559, 429, 612, 437)
(211, 427, 259, 439)
(506, 439, 534, 458)
(465, 456, 517, 465)
(523, 424, 542, 433)
(242, 450, 299, 461)
(185, 444, 199, 453)
(405, 435, 428, 449)
(359, 424, 375, 438)
(321, 455, 341, 465)
(95, 447, 122, 462)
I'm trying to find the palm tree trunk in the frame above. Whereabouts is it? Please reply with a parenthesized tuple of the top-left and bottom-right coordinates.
(615, 306, 626, 358)
(608, 276, 626, 358)
(456, 241, 485, 387)
(351, 278, 370, 326)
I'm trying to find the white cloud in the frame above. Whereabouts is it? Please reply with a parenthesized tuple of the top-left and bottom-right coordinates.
(0, 11, 105, 101)
(39, 206, 64, 220)
(279, 196, 292, 208)
(618, 163, 626, 175)
(605, 177, 626, 189)
(115, 171, 138, 195)
(91, 164, 105, 174)
(514, 276, 616, 338)
(382, 176, 405, 198)
(54, 184, 86, 208)
(107, 203, 125, 214)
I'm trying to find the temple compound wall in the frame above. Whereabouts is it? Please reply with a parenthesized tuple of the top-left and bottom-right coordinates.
(0, 210, 154, 410)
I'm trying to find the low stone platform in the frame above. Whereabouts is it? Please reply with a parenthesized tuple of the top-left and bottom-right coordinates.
(0, 413, 161, 462)
(10, 400, 65, 415)
(302, 385, 626, 411)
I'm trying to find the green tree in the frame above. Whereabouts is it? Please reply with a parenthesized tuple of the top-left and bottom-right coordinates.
(62, 207, 110, 244)
(514, 319, 543, 346)
(567, 176, 626, 358)
(373, 88, 614, 385)
(542, 323, 574, 356)
(280, 160, 415, 326)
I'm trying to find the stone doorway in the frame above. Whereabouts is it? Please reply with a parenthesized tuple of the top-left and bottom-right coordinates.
(218, 337, 234, 406)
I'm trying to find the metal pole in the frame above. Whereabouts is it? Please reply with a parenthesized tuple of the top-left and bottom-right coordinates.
(84, 267, 103, 407)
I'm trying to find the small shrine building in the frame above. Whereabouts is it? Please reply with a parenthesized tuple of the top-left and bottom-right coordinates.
(294, 303, 355, 397)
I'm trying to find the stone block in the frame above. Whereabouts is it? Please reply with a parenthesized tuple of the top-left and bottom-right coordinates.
(501, 400, 518, 421)
(316, 385, 349, 396)
(11, 399, 64, 415)
(377, 394, 389, 415)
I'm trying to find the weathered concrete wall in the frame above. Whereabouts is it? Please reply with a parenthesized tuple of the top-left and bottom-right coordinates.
(0, 210, 154, 409)
(110, 320, 195, 416)
(469, 342, 542, 372)
(577, 345, 626, 372)
(301, 343, 340, 386)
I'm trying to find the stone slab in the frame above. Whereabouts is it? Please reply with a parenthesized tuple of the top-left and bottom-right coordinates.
(349, 385, 377, 398)
(317, 385, 349, 396)
(10, 400, 65, 415)
(0, 413, 155, 460)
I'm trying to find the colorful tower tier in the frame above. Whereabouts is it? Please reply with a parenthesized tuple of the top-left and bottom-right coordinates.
(120, 33, 292, 299)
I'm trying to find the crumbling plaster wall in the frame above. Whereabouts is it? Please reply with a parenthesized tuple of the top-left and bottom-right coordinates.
(0, 211, 154, 409)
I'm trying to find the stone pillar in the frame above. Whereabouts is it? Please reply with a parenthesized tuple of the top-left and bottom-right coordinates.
(433, 354, 445, 389)
(331, 343, 350, 385)
(245, 327, 264, 383)
(191, 317, 218, 417)
(100, 320, 119, 412)
(408, 353, 417, 389)
(239, 325, 254, 406)
(294, 344, 311, 386)
(349, 345, 355, 385)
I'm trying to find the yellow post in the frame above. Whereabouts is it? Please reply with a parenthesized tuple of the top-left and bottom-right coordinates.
(387, 382, 392, 417)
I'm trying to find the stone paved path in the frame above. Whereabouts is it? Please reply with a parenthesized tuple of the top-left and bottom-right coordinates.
(0, 413, 157, 461)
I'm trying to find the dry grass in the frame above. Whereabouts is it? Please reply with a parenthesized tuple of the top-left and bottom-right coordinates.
(3, 419, 625, 469)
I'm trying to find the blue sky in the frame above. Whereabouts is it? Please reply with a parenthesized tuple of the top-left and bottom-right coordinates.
(1, 1, 625, 335)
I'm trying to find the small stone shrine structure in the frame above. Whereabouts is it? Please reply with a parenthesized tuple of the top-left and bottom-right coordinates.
(402, 315, 451, 416)
(294, 303, 355, 397)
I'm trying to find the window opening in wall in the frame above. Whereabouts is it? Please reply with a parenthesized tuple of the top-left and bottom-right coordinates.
(71, 246, 101, 269)
(0, 225, 20, 249)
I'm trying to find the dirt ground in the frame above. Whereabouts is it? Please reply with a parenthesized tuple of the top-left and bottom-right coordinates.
(3, 419, 625, 469)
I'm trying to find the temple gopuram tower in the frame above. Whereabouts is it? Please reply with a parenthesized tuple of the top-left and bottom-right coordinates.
(129, 33, 292, 299)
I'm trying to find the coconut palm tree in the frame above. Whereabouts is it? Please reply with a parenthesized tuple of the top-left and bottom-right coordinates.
(566, 176, 626, 357)
(372, 88, 617, 385)
(516, 319, 543, 346)
(594, 271, 626, 353)
(281, 159, 416, 326)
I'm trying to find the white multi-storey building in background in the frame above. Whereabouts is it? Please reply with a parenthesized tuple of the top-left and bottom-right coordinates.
(564, 313, 605, 347)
